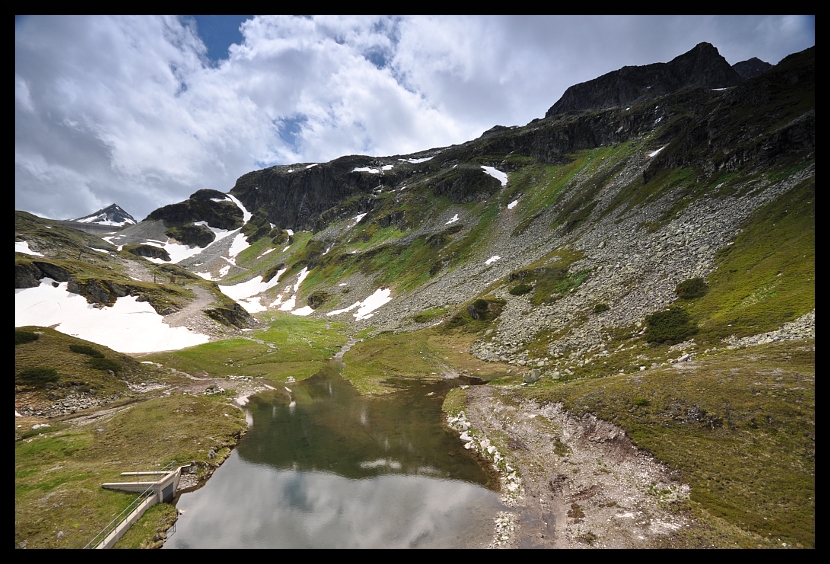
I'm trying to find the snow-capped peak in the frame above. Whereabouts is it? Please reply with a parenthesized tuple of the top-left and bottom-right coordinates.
(72, 204, 137, 227)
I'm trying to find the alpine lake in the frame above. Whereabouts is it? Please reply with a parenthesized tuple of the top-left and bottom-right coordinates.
(164, 361, 506, 549)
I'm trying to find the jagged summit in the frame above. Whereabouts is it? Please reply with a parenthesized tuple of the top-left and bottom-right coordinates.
(732, 56, 773, 79)
(545, 42, 744, 117)
(73, 203, 136, 227)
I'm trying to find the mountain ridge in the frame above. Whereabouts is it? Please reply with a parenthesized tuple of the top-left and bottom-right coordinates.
(545, 42, 744, 117)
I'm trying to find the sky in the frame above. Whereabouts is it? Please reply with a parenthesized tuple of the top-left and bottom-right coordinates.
(15, 15, 815, 222)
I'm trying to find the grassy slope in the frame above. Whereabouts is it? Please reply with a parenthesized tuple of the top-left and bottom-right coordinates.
(15, 394, 246, 549)
(520, 340, 814, 548)
(15, 78, 814, 550)
(141, 312, 348, 384)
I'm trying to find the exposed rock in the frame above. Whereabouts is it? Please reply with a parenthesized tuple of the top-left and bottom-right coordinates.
(546, 42, 744, 117)
(205, 303, 254, 329)
(732, 57, 773, 79)
(146, 189, 243, 230)
(124, 244, 172, 262)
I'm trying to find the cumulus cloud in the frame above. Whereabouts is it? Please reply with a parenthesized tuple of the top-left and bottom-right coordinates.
(15, 15, 814, 220)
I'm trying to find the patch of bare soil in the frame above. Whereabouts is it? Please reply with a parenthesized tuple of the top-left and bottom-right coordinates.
(463, 385, 692, 548)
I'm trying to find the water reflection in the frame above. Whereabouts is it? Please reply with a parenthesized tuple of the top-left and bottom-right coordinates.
(165, 363, 504, 548)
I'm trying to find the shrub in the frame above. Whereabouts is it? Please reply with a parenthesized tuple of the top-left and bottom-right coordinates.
(509, 284, 533, 296)
(675, 277, 709, 299)
(15, 330, 39, 345)
(17, 367, 59, 384)
(88, 357, 122, 373)
(307, 291, 330, 310)
(593, 303, 610, 313)
(645, 306, 698, 344)
(69, 344, 105, 358)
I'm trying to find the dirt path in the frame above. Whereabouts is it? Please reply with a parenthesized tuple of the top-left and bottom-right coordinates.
(163, 286, 216, 329)
(463, 385, 691, 548)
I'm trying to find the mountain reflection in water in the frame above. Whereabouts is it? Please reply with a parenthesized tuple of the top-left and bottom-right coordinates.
(165, 362, 505, 548)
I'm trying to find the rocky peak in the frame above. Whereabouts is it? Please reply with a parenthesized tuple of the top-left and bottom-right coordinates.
(73, 203, 136, 227)
(545, 42, 744, 117)
(732, 57, 773, 79)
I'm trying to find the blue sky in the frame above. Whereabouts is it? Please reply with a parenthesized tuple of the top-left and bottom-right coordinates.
(15, 15, 815, 221)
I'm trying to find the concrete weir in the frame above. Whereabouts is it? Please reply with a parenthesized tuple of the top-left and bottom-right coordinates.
(91, 468, 182, 549)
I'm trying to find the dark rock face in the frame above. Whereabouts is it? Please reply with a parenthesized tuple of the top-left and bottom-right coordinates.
(430, 165, 502, 203)
(732, 57, 773, 79)
(146, 189, 243, 230)
(230, 154, 412, 232)
(32, 262, 72, 282)
(15, 262, 43, 288)
(14, 261, 72, 288)
(545, 42, 744, 117)
(165, 223, 216, 248)
(643, 46, 815, 182)
(67, 279, 125, 306)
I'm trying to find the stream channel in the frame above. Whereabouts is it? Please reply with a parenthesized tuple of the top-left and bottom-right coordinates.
(164, 361, 506, 548)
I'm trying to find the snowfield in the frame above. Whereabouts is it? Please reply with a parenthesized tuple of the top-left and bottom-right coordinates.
(15, 279, 210, 353)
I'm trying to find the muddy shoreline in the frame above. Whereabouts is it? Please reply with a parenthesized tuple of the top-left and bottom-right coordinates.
(454, 385, 693, 548)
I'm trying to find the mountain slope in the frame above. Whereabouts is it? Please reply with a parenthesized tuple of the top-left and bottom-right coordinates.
(15, 42, 814, 548)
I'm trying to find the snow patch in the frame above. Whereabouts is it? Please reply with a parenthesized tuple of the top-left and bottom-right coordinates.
(327, 288, 392, 321)
(291, 306, 314, 316)
(445, 214, 459, 225)
(227, 233, 250, 258)
(257, 248, 275, 259)
(353, 167, 380, 174)
(507, 200, 518, 210)
(402, 157, 432, 164)
(15, 241, 43, 256)
(194, 221, 236, 242)
(226, 194, 252, 223)
(485, 256, 501, 265)
(349, 213, 367, 228)
(326, 301, 362, 316)
(481, 166, 508, 187)
(649, 146, 666, 158)
(306, 164, 317, 169)
(278, 267, 310, 313)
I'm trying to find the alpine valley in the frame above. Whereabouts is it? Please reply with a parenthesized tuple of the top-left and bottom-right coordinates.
(15, 43, 814, 549)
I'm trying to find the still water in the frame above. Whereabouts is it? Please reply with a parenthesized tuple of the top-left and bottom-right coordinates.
(164, 362, 505, 548)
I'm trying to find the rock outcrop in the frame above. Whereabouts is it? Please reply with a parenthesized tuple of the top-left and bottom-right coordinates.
(545, 42, 744, 117)
(732, 56, 773, 79)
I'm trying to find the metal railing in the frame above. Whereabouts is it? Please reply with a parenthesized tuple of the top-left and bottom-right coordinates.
(83, 461, 177, 549)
